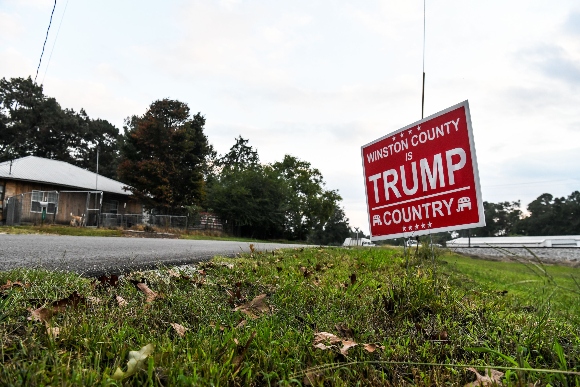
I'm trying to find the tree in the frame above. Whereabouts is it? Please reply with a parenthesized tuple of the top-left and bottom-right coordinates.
(208, 165, 288, 239)
(118, 99, 213, 212)
(471, 201, 522, 237)
(218, 135, 259, 172)
(272, 155, 342, 241)
(75, 114, 121, 180)
(308, 205, 351, 245)
(517, 191, 580, 235)
(0, 77, 120, 177)
(206, 137, 287, 239)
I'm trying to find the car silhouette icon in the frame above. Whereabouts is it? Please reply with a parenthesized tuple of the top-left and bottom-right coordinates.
(457, 197, 472, 212)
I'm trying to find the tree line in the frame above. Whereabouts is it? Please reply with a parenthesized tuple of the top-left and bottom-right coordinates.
(467, 191, 580, 237)
(0, 77, 350, 243)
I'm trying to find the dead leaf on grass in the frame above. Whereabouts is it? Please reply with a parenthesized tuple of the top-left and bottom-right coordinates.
(234, 294, 270, 319)
(28, 291, 85, 323)
(350, 273, 357, 286)
(313, 332, 342, 345)
(98, 274, 119, 288)
(236, 319, 247, 329)
(232, 331, 257, 375)
(0, 280, 28, 291)
(363, 343, 385, 353)
(340, 340, 358, 355)
(465, 367, 504, 387)
(168, 269, 181, 278)
(134, 282, 158, 303)
(249, 244, 255, 254)
(170, 323, 188, 337)
(112, 343, 154, 380)
(116, 296, 128, 307)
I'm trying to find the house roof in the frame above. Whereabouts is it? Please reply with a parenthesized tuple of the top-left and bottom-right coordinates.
(0, 156, 131, 195)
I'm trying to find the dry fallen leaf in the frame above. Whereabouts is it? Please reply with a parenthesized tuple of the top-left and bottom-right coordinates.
(135, 282, 158, 303)
(168, 269, 181, 278)
(465, 367, 504, 387)
(28, 291, 85, 323)
(95, 274, 119, 289)
(313, 332, 342, 345)
(116, 295, 128, 307)
(232, 331, 257, 375)
(363, 343, 385, 353)
(340, 340, 358, 355)
(170, 323, 188, 337)
(249, 244, 255, 254)
(0, 280, 27, 291)
(234, 294, 270, 319)
(236, 319, 247, 329)
(112, 344, 154, 380)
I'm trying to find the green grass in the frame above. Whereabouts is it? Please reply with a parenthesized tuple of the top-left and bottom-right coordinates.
(0, 225, 123, 237)
(442, 253, 580, 322)
(0, 247, 579, 386)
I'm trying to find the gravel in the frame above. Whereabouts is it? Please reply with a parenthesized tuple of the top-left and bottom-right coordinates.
(448, 247, 580, 267)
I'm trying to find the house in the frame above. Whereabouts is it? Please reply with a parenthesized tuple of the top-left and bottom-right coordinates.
(0, 156, 142, 226)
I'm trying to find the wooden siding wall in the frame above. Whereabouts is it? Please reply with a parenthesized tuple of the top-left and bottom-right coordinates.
(0, 179, 141, 224)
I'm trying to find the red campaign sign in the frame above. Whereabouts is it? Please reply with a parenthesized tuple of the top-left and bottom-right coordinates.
(361, 100, 485, 240)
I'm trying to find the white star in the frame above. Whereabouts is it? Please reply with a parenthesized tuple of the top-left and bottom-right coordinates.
(428, 222, 432, 227)
(421, 223, 426, 229)
(400, 132, 404, 138)
(403, 226, 406, 231)
(415, 224, 419, 230)
(417, 125, 421, 131)
(407, 129, 413, 135)
(392, 136, 396, 142)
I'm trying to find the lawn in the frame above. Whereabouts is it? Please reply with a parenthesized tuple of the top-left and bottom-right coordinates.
(0, 246, 578, 386)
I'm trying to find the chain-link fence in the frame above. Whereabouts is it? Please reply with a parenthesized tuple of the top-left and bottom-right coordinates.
(99, 213, 146, 228)
(188, 212, 223, 231)
(150, 215, 188, 229)
(4, 191, 59, 226)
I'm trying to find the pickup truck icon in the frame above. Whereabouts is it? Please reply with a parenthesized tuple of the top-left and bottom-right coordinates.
(457, 197, 472, 212)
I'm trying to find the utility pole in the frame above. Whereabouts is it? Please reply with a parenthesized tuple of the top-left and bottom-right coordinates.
(95, 146, 99, 189)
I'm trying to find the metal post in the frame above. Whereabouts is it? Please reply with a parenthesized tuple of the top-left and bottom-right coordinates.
(95, 146, 99, 190)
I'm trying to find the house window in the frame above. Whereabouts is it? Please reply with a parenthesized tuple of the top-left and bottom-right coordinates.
(103, 200, 118, 214)
(31, 191, 58, 214)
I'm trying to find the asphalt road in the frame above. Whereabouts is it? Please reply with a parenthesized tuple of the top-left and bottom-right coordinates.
(0, 234, 309, 276)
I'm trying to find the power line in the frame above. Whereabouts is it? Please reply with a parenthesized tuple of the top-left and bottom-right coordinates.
(421, 0, 426, 119)
(485, 179, 579, 188)
(34, 0, 57, 84)
(42, 0, 69, 86)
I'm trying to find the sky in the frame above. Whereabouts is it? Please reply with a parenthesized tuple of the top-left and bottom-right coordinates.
(1, 0, 579, 235)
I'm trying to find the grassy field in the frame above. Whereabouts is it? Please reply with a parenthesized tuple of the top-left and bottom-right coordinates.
(0, 246, 579, 386)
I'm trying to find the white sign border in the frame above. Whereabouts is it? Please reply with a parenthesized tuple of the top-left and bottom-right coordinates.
(361, 100, 485, 241)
